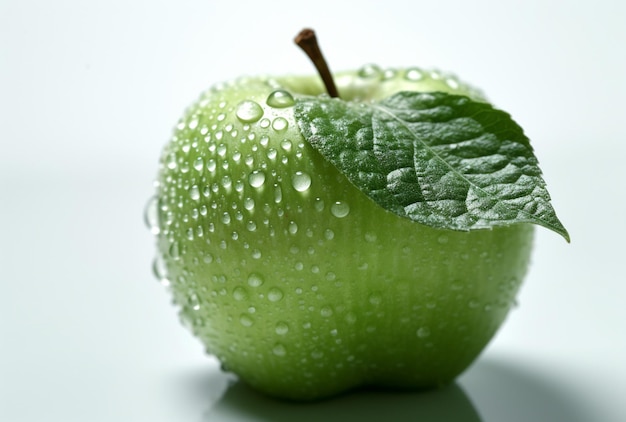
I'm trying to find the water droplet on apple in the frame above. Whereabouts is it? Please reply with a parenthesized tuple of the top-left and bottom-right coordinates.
(437, 234, 449, 244)
(152, 256, 170, 286)
(235, 100, 263, 123)
(247, 273, 264, 287)
(320, 306, 334, 317)
(188, 293, 201, 311)
(280, 139, 292, 151)
(364, 232, 377, 242)
(169, 241, 181, 260)
(368, 293, 382, 306)
(291, 171, 311, 192)
(239, 314, 254, 327)
(358, 64, 382, 79)
(248, 170, 266, 188)
(188, 117, 199, 130)
(268, 287, 284, 302)
(345, 312, 357, 324)
(221, 212, 231, 224)
(166, 153, 177, 169)
(273, 184, 282, 203)
(382, 68, 397, 80)
(405, 67, 424, 81)
(193, 157, 204, 171)
(330, 201, 350, 218)
(266, 90, 295, 108)
(288, 221, 298, 234)
(259, 118, 270, 128)
(272, 117, 288, 131)
(233, 286, 248, 301)
(446, 77, 460, 89)
(144, 196, 160, 234)
(416, 327, 431, 338)
(275, 321, 289, 335)
(206, 158, 216, 172)
(311, 350, 324, 359)
(189, 185, 200, 201)
(272, 343, 287, 356)
(244, 197, 255, 210)
(324, 229, 335, 240)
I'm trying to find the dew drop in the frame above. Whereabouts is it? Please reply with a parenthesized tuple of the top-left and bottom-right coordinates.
(247, 273, 264, 287)
(244, 197, 255, 211)
(368, 293, 382, 306)
(266, 90, 295, 108)
(166, 153, 177, 169)
(345, 312, 357, 324)
(405, 67, 425, 81)
(272, 343, 287, 357)
(188, 117, 199, 130)
(233, 286, 248, 301)
(152, 256, 170, 286)
(268, 287, 284, 302)
(144, 196, 160, 234)
(280, 139, 292, 151)
(314, 198, 325, 212)
(189, 185, 200, 201)
(291, 171, 312, 192)
(235, 100, 263, 123)
(275, 321, 289, 335)
(358, 64, 382, 79)
(193, 157, 204, 171)
(417, 327, 431, 338)
(239, 314, 254, 327)
(330, 201, 350, 218)
(288, 221, 298, 235)
(169, 242, 181, 260)
(311, 350, 324, 359)
(364, 232, 377, 242)
(320, 306, 334, 317)
(248, 170, 266, 188)
(272, 117, 288, 131)
(324, 229, 335, 240)
(446, 77, 460, 89)
(273, 184, 282, 203)
(382, 68, 397, 80)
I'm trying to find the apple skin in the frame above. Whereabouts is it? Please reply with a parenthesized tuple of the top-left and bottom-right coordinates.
(151, 67, 534, 400)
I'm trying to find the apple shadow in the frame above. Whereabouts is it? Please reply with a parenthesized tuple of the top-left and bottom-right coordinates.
(203, 380, 481, 422)
(172, 356, 594, 422)
(459, 357, 594, 422)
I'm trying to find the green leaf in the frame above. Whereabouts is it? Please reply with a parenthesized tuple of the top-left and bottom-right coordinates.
(295, 91, 569, 241)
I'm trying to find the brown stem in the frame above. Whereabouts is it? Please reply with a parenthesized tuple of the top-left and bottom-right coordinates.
(294, 28, 339, 98)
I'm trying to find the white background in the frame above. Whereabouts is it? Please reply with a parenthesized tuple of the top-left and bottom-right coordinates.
(1, 0, 625, 421)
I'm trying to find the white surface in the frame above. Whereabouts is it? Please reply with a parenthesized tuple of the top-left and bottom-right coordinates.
(1, 1, 625, 421)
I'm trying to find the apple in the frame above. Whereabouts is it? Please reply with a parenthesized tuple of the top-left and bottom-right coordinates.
(147, 30, 567, 400)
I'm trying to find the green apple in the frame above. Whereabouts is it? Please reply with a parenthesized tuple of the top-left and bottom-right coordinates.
(147, 49, 567, 400)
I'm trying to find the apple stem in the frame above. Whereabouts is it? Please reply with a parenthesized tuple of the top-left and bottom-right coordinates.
(294, 29, 340, 98)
